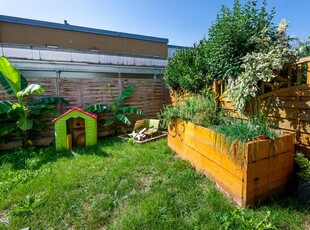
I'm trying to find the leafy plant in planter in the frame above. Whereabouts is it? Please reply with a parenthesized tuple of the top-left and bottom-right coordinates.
(84, 84, 142, 134)
(295, 152, 310, 206)
(158, 91, 223, 129)
(0, 57, 68, 146)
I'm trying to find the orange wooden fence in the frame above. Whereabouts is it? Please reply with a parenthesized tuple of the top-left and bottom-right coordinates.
(215, 56, 310, 157)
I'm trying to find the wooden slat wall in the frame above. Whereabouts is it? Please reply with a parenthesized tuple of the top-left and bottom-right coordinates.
(218, 85, 310, 158)
(214, 57, 310, 158)
(0, 75, 167, 149)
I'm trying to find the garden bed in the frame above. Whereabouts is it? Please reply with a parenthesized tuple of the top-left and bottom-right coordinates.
(168, 119, 295, 206)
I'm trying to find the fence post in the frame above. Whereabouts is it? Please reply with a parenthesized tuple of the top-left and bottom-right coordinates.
(307, 62, 310, 84)
(213, 80, 219, 95)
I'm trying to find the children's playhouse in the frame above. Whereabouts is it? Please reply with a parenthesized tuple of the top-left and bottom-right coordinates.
(52, 107, 97, 150)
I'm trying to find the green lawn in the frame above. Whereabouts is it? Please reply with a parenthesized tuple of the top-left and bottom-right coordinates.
(0, 138, 309, 229)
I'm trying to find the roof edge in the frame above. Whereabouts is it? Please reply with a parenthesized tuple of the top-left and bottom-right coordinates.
(0, 15, 169, 44)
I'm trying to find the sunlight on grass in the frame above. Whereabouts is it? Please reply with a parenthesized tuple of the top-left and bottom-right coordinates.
(0, 138, 309, 229)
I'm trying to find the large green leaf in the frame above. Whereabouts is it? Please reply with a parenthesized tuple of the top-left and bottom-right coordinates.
(0, 57, 28, 96)
(104, 120, 115, 126)
(17, 118, 33, 131)
(117, 106, 142, 115)
(0, 101, 13, 114)
(29, 104, 56, 116)
(0, 124, 18, 137)
(28, 97, 68, 105)
(17, 84, 44, 98)
(84, 104, 109, 113)
(115, 84, 135, 105)
(32, 118, 48, 130)
(116, 113, 131, 125)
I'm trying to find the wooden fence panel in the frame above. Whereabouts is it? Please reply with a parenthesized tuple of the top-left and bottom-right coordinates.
(0, 75, 167, 149)
(214, 57, 310, 158)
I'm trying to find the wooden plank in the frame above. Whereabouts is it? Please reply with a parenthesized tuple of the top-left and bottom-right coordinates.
(300, 121, 310, 133)
(298, 145, 310, 159)
(168, 135, 244, 204)
(299, 133, 310, 146)
(296, 56, 310, 64)
(260, 84, 310, 99)
(308, 62, 310, 85)
(267, 100, 310, 109)
(246, 150, 294, 180)
(245, 176, 292, 205)
(264, 107, 310, 122)
(246, 134, 294, 162)
(182, 132, 244, 179)
(246, 165, 294, 193)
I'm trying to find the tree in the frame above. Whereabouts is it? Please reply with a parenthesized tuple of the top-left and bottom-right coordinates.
(206, 0, 275, 80)
(164, 38, 212, 93)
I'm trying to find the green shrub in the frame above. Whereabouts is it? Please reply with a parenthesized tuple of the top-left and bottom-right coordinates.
(164, 39, 212, 93)
(226, 23, 296, 111)
(206, 0, 276, 80)
(158, 91, 222, 129)
(164, 0, 281, 97)
(294, 36, 310, 58)
(295, 152, 310, 181)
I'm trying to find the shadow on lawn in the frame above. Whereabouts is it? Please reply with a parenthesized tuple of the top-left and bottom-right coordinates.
(0, 139, 111, 171)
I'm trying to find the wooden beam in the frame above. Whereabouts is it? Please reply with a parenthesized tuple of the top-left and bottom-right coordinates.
(307, 62, 310, 85)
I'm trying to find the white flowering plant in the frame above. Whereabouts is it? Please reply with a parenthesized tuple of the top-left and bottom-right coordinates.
(226, 20, 296, 112)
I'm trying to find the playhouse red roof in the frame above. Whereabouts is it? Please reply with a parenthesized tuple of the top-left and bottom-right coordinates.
(51, 107, 97, 122)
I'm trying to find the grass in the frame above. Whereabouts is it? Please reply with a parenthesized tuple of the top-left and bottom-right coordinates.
(0, 138, 309, 229)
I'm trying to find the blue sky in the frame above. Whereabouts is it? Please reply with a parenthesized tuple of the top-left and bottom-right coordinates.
(0, 0, 309, 46)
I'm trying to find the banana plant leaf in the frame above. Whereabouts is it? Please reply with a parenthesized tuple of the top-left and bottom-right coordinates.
(28, 104, 57, 116)
(0, 124, 18, 137)
(17, 118, 33, 131)
(32, 118, 49, 130)
(28, 97, 68, 105)
(116, 113, 131, 125)
(0, 57, 28, 96)
(104, 120, 115, 126)
(84, 104, 109, 113)
(0, 101, 13, 114)
(17, 84, 44, 98)
(115, 84, 135, 105)
(117, 106, 142, 115)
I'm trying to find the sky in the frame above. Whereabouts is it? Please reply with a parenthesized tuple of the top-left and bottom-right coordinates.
(0, 0, 309, 47)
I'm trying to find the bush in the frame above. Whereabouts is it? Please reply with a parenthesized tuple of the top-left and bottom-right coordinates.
(295, 152, 310, 181)
(294, 36, 310, 58)
(206, 0, 276, 80)
(226, 24, 296, 111)
(164, 0, 278, 96)
(295, 152, 310, 206)
(164, 39, 212, 93)
(158, 91, 222, 128)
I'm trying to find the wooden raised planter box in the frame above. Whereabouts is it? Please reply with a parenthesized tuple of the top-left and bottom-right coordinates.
(168, 119, 295, 206)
